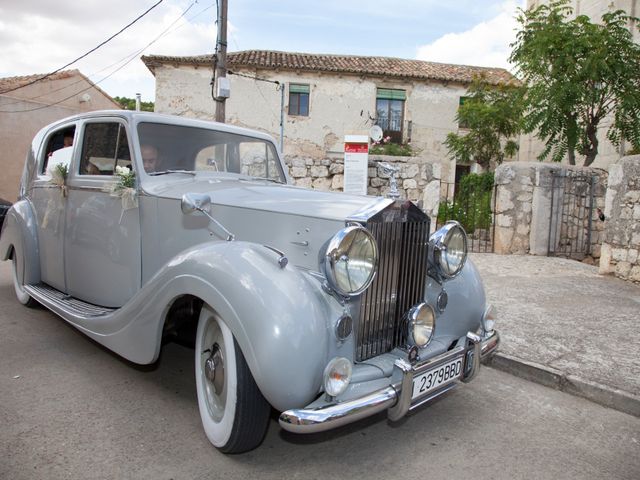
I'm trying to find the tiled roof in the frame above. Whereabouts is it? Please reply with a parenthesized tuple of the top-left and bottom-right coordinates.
(142, 50, 515, 85)
(0, 70, 79, 91)
(0, 69, 120, 107)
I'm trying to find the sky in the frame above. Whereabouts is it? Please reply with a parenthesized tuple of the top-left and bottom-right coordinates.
(0, 0, 526, 102)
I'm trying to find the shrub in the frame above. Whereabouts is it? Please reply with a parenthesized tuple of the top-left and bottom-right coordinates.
(437, 172, 494, 233)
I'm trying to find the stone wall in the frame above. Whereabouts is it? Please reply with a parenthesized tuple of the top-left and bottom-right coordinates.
(599, 156, 640, 282)
(494, 162, 607, 257)
(284, 154, 442, 221)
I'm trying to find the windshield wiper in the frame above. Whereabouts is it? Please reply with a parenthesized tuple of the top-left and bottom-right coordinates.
(148, 169, 197, 176)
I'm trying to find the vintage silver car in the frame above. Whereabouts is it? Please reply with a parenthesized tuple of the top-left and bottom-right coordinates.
(1, 111, 499, 453)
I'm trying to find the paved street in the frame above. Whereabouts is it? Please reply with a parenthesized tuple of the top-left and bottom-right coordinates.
(472, 254, 640, 402)
(1, 261, 639, 479)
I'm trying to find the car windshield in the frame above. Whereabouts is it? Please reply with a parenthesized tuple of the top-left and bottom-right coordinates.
(137, 122, 285, 183)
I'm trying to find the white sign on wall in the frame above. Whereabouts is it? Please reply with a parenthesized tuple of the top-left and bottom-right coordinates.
(343, 135, 369, 196)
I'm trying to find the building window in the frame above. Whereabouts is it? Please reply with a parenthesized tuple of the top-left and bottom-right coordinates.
(288, 84, 309, 116)
(376, 88, 405, 143)
(458, 96, 470, 129)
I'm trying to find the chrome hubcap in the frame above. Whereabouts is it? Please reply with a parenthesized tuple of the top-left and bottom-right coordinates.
(204, 344, 224, 395)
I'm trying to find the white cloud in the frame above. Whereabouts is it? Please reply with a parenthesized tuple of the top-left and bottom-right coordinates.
(416, 0, 525, 70)
(0, 1, 216, 100)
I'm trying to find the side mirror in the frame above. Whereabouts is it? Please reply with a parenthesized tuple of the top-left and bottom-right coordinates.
(181, 193, 212, 215)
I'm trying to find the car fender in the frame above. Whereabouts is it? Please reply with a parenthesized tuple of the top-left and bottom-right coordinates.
(60, 240, 331, 412)
(0, 200, 40, 285)
(167, 241, 331, 411)
(425, 258, 487, 344)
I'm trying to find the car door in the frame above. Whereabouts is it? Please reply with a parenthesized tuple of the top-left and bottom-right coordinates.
(64, 117, 141, 308)
(29, 123, 78, 292)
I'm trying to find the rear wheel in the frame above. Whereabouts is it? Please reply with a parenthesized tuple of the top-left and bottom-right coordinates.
(195, 305, 270, 453)
(11, 251, 38, 308)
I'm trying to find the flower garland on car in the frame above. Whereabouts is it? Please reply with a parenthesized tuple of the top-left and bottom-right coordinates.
(42, 162, 69, 229)
(48, 162, 69, 197)
(105, 166, 138, 219)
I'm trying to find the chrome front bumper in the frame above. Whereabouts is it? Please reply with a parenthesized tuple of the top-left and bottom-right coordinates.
(279, 329, 500, 434)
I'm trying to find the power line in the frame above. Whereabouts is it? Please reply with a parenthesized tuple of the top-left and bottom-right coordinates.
(0, 0, 164, 96)
(0, 0, 200, 113)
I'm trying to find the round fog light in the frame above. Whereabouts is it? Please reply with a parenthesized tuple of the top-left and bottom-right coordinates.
(407, 303, 436, 348)
(323, 357, 352, 397)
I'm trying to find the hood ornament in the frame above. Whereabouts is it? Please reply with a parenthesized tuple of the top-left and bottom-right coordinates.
(378, 162, 400, 199)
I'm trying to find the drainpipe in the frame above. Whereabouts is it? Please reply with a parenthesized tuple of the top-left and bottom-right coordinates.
(135, 93, 141, 112)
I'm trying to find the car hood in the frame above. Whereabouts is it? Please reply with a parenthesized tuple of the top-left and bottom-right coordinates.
(143, 176, 387, 222)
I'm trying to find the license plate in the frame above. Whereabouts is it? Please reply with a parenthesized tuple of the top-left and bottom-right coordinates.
(411, 356, 463, 400)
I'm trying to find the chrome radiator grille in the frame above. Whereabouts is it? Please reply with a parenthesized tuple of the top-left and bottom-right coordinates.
(355, 202, 430, 361)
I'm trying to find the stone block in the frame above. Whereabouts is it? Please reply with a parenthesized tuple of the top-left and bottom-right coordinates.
(290, 166, 307, 178)
(371, 177, 386, 188)
(632, 232, 640, 246)
(310, 166, 329, 178)
(367, 187, 380, 196)
(291, 158, 306, 168)
(628, 249, 638, 264)
(494, 226, 515, 254)
(496, 188, 514, 211)
(305, 158, 314, 166)
(422, 180, 440, 217)
(331, 174, 344, 190)
(400, 164, 419, 179)
(320, 159, 331, 166)
(624, 191, 640, 203)
(407, 189, 420, 201)
(432, 162, 442, 180)
(598, 243, 612, 274)
(629, 266, 640, 282)
(496, 213, 513, 228)
(615, 261, 631, 277)
(329, 163, 344, 175)
(633, 205, 640, 220)
(607, 164, 623, 187)
(516, 224, 530, 236)
(312, 177, 332, 191)
(403, 179, 417, 189)
(368, 167, 377, 178)
(295, 177, 312, 188)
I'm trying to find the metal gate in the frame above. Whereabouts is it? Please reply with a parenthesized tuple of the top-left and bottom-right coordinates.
(437, 181, 496, 253)
(547, 171, 596, 258)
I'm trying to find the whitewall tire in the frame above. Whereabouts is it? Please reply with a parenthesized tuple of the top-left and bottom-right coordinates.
(11, 251, 37, 308)
(195, 305, 270, 454)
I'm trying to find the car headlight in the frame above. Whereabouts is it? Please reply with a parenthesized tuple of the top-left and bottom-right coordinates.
(323, 225, 378, 297)
(430, 221, 468, 278)
(323, 357, 352, 397)
(407, 303, 436, 348)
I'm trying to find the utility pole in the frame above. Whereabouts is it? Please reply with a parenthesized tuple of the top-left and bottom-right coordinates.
(214, 0, 228, 123)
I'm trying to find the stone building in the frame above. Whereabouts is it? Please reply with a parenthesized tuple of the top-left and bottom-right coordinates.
(142, 50, 513, 185)
(0, 70, 121, 201)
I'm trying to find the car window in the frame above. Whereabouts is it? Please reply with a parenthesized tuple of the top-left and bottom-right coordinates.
(41, 126, 76, 175)
(80, 122, 131, 176)
(138, 122, 284, 182)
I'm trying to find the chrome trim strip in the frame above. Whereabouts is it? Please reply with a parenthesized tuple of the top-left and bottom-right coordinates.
(279, 330, 497, 434)
(24, 284, 115, 316)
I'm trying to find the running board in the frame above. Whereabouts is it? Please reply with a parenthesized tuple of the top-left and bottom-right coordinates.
(24, 284, 116, 317)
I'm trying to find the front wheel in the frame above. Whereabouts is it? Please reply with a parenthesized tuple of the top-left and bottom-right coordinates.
(11, 251, 38, 308)
(195, 305, 270, 454)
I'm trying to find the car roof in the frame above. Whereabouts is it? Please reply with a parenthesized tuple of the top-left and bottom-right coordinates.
(44, 110, 277, 143)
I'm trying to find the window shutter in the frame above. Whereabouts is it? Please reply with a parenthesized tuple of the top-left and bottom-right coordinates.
(290, 84, 310, 94)
(376, 88, 406, 100)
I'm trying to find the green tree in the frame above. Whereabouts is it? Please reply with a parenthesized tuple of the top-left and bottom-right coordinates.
(510, 0, 640, 166)
(113, 96, 154, 112)
(444, 77, 522, 170)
